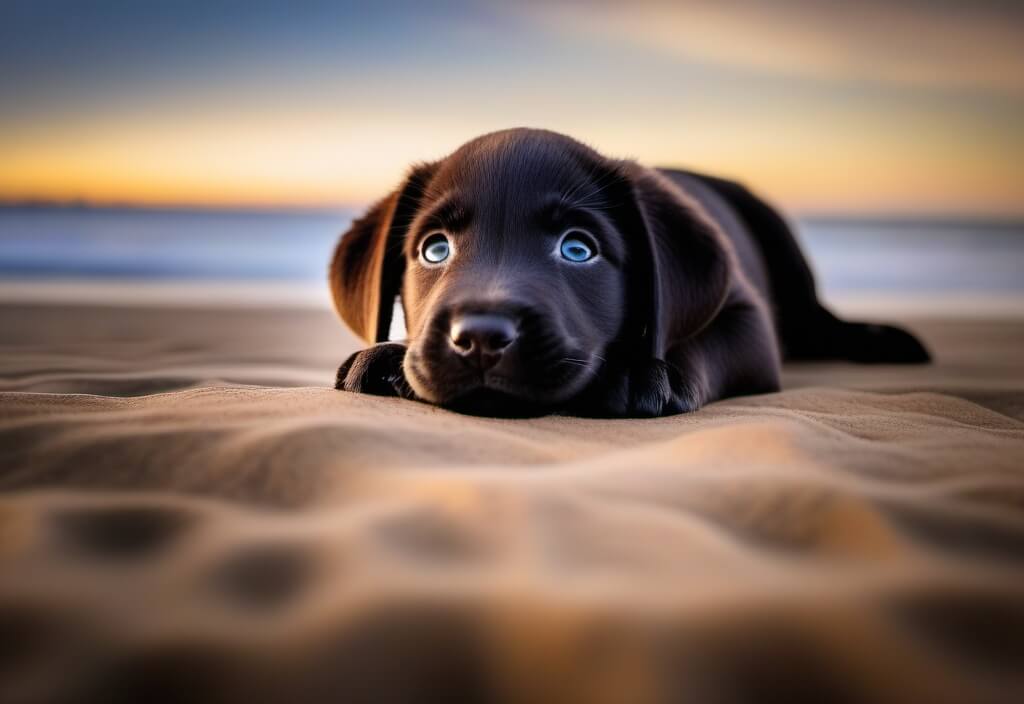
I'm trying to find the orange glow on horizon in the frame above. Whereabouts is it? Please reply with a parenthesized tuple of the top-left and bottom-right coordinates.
(4, 105, 1021, 217)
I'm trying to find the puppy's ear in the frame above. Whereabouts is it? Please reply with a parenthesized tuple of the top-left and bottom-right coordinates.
(330, 163, 436, 343)
(615, 163, 733, 358)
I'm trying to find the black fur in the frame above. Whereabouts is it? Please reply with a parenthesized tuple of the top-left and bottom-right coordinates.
(330, 129, 929, 418)
(678, 171, 930, 364)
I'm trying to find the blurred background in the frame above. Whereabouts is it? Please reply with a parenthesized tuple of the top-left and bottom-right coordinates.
(2, 0, 1022, 316)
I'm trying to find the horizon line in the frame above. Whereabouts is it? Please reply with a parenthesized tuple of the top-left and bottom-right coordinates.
(0, 198, 359, 217)
(2, 198, 1023, 226)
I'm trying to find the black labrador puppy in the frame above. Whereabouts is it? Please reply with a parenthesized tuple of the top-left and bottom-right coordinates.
(331, 128, 928, 417)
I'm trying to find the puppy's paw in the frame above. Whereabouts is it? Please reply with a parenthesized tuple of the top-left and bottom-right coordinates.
(627, 358, 703, 417)
(621, 358, 672, 417)
(335, 343, 415, 398)
(574, 358, 702, 418)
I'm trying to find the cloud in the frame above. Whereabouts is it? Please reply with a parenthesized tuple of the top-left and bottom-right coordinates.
(517, 0, 1024, 97)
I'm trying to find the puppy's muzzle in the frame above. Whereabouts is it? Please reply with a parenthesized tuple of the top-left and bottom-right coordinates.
(449, 313, 518, 371)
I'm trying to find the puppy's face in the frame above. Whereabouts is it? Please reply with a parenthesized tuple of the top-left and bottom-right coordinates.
(400, 133, 628, 412)
(333, 128, 735, 416)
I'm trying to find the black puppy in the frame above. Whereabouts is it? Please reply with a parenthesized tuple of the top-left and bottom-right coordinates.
(331, 128, 928, 417)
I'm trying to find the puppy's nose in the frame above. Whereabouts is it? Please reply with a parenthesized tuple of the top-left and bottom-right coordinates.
(449, 314, 517, 370)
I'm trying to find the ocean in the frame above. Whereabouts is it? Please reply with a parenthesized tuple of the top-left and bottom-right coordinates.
(1, 207, 1022, 315)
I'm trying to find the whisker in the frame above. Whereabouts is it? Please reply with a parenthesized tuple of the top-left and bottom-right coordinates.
(559, 354, 606, 368)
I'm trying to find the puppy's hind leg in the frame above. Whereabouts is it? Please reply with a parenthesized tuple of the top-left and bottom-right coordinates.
(692, 174, 931, 365)
(804, 310, 932, 364)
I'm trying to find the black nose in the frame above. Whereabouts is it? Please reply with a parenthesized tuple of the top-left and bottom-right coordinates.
(449, 313, 517, 370)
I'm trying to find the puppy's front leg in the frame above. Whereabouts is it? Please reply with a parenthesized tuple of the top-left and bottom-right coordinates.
(660, 300, 782, 414)
(573, 301, 779, 417)
(335, 342, 416, 399)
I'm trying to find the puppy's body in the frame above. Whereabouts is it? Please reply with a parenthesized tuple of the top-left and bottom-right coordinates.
(331, 129, 929, 417)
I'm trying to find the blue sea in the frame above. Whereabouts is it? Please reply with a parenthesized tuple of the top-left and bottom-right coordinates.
(1, 207, 1022, 313)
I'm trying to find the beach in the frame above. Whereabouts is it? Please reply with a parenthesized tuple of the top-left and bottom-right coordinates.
(5, 0, 1024, 699)
(1, 301, 1023, 703)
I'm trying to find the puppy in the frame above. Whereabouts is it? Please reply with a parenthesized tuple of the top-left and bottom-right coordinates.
(330, 128, 929, 417)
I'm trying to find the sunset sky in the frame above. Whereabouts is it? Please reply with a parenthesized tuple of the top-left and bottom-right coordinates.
(2, 0, 1022, 216)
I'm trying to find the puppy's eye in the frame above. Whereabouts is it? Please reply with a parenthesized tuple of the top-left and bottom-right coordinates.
(420, 233, 451, 264)
(559, 231, 596, 263)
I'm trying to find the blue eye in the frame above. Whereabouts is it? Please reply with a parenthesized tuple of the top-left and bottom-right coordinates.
(559, 233, 595, 262)
(421, 234, 450, 264)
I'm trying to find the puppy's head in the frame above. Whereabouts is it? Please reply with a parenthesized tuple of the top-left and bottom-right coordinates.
(331, 129, 730, 414)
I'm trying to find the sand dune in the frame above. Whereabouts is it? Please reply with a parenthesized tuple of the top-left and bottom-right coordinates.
(1, 304, 1023, 703)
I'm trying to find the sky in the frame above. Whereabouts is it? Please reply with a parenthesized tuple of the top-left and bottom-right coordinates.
(1, 0, 1022, 217)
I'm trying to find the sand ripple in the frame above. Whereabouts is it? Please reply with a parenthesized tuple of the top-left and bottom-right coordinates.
(1, 308, 1023, 702)
(1, 385, 1023, 703)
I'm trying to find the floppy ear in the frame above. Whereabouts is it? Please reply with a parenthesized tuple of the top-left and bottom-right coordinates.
(329, 163, 436, 343)
(614, 162, 733, 359)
